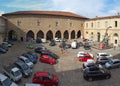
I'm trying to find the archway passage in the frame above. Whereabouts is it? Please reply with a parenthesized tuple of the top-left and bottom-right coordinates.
(8, 30, 18, 41)
(71, 30, 75, 39)
(37, 30, 44, 38)
(77, 30, 81, 38)
(55, 31, 61, 38)
(64, 30, 69, 39)
(46, 30, 53, 40)
(26, 30, 34, 41)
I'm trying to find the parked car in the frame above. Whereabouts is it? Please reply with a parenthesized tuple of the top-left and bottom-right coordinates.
(0, 47, 7, 54)
(71, 40, 78, 49)
(27, 52, 39, 60)
(32, 71, 59, 86)
(77, 51, 93, 58)
(78, 42, 83, 47)
(22, 53, 37, 64)
(82, 60, 95, 71)
(40, 50, 59, 59)
(54, 37, 61, 42)
(78, 53, 94, 62)
(18, 56, 33, 69)
(83, 66, 111, 81)
(2, 64, 22, 82)
(84, 43, 91, 50)
(1, 42, 12, 47)
(96, 56, 111, 65)
(49, 40, 56, 46)
(35, 46, 47, 54)
(25, 83, 42, 86)
(105, 59, 120, 69)
(39, 54, 58, 65)
(0, 73, 18, 86)
(14, 60, 32, 77)
(0, 44, 8, 51)
(97, 52, 113, 58)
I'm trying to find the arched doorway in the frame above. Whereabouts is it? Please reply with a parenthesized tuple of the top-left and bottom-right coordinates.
(64, 30, 69, 39)
(77, 30, 81, 38)
(37, 30, 44, 38)
(8, 30, 18, 41)
(55, 30, 61, 38)
(97, 32, 100, 42)
(46, 30, 53, 40)
(26, 30, 34, 41)
(71, 30, 75, 39)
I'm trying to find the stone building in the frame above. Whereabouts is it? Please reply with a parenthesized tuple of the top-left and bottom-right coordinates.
(2, 11, 88, 41)
(84, 15, 120, 46)
(0, 16, 6, 42)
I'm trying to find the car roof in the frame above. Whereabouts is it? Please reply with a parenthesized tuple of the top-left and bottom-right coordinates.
(0, 73, 7, 81)
(35, 72, 48, 77)
(15, 60, 25, 66)
(19, 56, 28, 60)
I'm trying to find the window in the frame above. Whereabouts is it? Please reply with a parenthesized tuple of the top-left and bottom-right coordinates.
(97, 22, 100, 28)
(70, 22, 72, 27)
(91, 23, 93, 28)
(86, 23, 88, 27)
(115, 21, 117, 27)
(17, 20, 21, 26)
(37, 21, 41, 26)
(105, 21, 108, 28)
(86, 31, 88, 34)
(56, 21, 59, 26)
(115, 40, 117, 44)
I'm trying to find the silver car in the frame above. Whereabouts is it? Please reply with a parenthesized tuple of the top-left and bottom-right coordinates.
(0, 73, 18, 86)
(105, 59, 120, 69)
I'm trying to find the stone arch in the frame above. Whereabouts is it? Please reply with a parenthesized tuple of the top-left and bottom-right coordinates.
(64, 30, 69, 39)
(46, 30, 53, 40)
(26, 30, 34, 41)
(55, 30, 61, 38)
(37, 30, 44, 38)
(71, 30, 75, 39)
(8, 30, 18, 41)
(77, 30, 81, 38)
(114, 33, 118, 37)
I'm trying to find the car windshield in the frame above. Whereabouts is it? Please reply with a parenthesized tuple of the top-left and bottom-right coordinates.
(21, 64, 28, 70)
(14, 70, 21, 76)
(101, 54, 108, 56)
(2, 78, 12, 86)
(25, 59, 30, 63)
(48, 73, 53, 80)
(108, 60, 113, 64)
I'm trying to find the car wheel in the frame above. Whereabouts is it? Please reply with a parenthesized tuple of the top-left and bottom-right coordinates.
(88, 77, 93, 81)
(52, 84, 56, 86)
(106, 75, 111, 79)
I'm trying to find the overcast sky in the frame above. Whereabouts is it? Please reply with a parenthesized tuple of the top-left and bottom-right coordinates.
(0, 0, 120, 18)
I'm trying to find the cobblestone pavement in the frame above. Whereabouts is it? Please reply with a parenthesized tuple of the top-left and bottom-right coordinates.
(0, 41, 120, 86)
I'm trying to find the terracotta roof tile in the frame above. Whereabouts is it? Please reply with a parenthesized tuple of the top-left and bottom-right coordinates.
(2, 11, 88, 19)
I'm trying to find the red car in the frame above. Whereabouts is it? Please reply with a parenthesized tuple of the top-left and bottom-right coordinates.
(39, 54, 57, 65)
(78, 53, 93, 62)
(32, 71, 59, 86)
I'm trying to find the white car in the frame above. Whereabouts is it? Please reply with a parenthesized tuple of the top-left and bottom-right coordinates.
(71, 41, 77, 49)
(0, 73, 18, 86)
(97, 53, 113, 59)
(54, 37, 61, 42)
(77, 51, 93, 58)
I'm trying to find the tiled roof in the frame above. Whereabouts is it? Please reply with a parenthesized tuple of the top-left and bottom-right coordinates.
(2, 11, 88, 19)
(90, 15, 120, 20)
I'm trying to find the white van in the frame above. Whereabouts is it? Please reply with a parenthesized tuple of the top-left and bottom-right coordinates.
(71, 40, 77, 49)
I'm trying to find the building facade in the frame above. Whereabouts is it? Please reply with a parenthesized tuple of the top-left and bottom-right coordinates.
(84, 15, 120, 46)
(2, 11, 88, 41)
(0, 16, 6, 42)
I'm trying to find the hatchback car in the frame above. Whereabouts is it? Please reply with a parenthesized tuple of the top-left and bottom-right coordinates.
(0, 73, 18, 86)
(105, 59, 120, 69)
(35, 46, 47, 54)
(14, 60, 32, 77)
(39, 54, 58, 65)
(32, 71, 59, 86)
(77, 51, 93, 58)
(96, 56, 111, 65)
(78, 53, 93, 62)
(83, 66, 111, 81)
(0, 47, 7, 54)
(97, 53, 113, 58)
